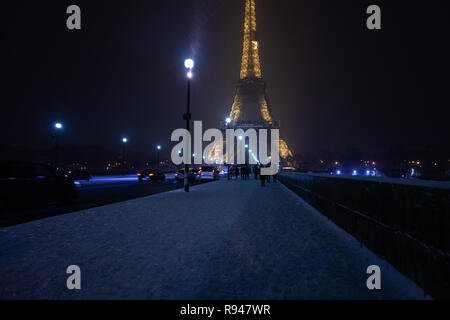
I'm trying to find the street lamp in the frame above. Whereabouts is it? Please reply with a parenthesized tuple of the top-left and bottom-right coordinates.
(183, 58, 194, 192)
(184, 58, 194, 69)
(53, 122, 63, 169)
(156, 145, 162, 169)
(122, 137, 127, 174)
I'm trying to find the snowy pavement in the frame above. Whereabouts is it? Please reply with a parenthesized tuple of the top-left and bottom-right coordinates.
(0, 179, 427, 299)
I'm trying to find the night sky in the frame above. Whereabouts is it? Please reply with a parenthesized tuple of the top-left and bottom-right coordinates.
(2, 0, 449, 159)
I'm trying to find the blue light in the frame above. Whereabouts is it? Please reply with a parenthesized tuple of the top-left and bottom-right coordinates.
(336, 170, 341, 175)
(366, 170, 371, 176)
(54, 122, 63, 129)
(225, 117, 232, 124)
(352, 170, 357, 176)
(122, 138, 128, 143)
(157, 145, 162, 150)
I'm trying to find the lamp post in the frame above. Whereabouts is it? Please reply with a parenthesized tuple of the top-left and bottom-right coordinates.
(156, 145, 162, 169)
(53, 122, 63, 169)
(224, 117, 232, 179)
(122, 137, 127, 174)
(183, 58, 194, 192)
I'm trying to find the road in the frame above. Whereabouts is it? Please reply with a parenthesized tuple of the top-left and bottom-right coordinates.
(0, 174, 210, 228)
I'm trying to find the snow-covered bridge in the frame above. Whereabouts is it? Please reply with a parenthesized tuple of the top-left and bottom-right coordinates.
(0, 178, 426, 299)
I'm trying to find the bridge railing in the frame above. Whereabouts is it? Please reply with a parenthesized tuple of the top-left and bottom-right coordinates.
(278, 172, 450, 299)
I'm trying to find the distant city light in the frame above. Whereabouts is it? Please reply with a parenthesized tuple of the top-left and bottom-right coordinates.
(122, 138, 128, 143)
(352, 170, 357, 176)
(157, 145, 162, 150)
(366, 170, 371, 175)
(54, 122, 63, 129)
(336, 170, 341, 175)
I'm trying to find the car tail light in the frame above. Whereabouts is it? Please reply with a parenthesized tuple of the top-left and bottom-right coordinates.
(137, 173, 142, 176)
(149, 173, 154, 176)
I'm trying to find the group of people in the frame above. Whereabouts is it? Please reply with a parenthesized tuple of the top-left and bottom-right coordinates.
(226, 164, 278, 187)
(228, 165, 252, 180)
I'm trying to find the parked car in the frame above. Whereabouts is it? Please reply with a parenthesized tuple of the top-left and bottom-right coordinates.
(174, 169, 198, 183)
(0, 161, 77, 212)
(198, 166, 218, 181)
(65, 169, 91, 181)
(137, 169, 165, 182)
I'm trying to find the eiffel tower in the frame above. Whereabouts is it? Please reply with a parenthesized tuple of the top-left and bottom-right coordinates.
(212, 0, 293, 164)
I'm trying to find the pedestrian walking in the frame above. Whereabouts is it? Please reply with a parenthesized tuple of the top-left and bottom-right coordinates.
(260, 167, 266, 187)
(243, 165, 250, 180)
(266, 163, 271, 183)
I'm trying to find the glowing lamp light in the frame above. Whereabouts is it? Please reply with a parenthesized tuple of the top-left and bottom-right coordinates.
(352, 170, 357, 176)
(184, 58, 194, 70)
(366, 170, 371, 175)
(187, 71, 193, 79)
(54, 123, 63, 129)
(157, 145, 162, 150)
(122, 138, 128, 143)
(225, 117, 232, 124)
(336, 170, 341, 175)
(238, 136, 243, 140)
